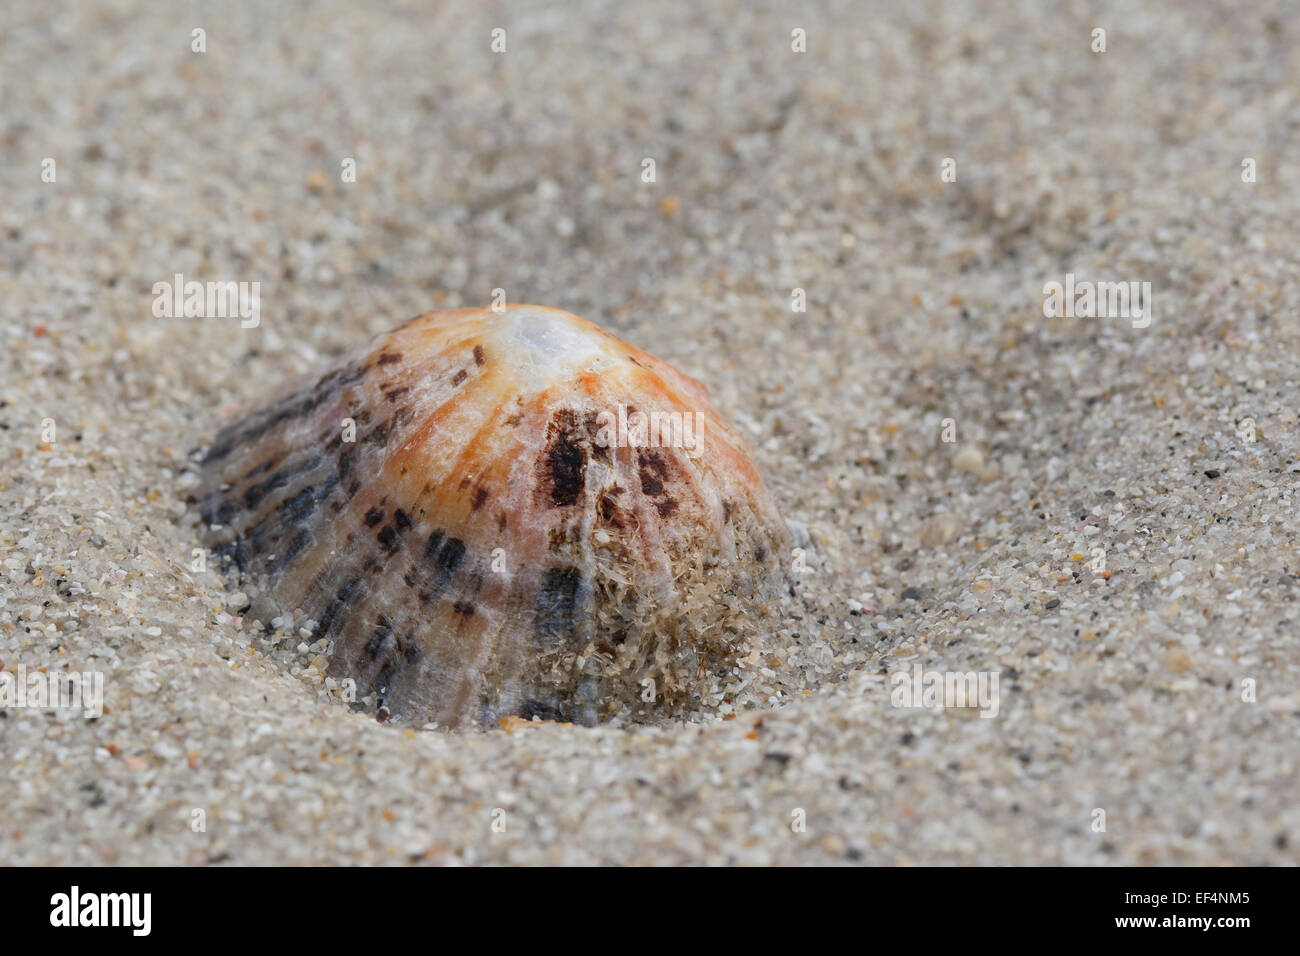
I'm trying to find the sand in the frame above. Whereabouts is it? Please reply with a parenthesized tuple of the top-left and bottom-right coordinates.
(1, 0, 1297, 864)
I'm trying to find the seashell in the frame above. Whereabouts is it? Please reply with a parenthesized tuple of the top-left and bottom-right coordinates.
(194, 305, 791, 728)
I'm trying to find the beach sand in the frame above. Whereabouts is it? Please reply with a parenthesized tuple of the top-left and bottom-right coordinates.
(1, 0, 1297, 864)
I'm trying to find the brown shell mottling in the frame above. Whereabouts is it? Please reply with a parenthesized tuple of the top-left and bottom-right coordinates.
(195, 305, 792, 727)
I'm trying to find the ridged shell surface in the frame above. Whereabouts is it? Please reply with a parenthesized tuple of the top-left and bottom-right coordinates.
(195, 305, 791, 727)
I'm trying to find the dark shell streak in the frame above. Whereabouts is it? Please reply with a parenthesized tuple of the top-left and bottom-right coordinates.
(195, 305, 792, 728)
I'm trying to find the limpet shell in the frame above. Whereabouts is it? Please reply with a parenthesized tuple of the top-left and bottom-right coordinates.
(195, 305, 791, 727)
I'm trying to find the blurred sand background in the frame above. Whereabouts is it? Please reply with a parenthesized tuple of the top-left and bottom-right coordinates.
(2, 0, 1298, 864)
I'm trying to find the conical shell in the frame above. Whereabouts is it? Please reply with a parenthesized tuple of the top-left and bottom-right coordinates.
(195, 305, 791, 727)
